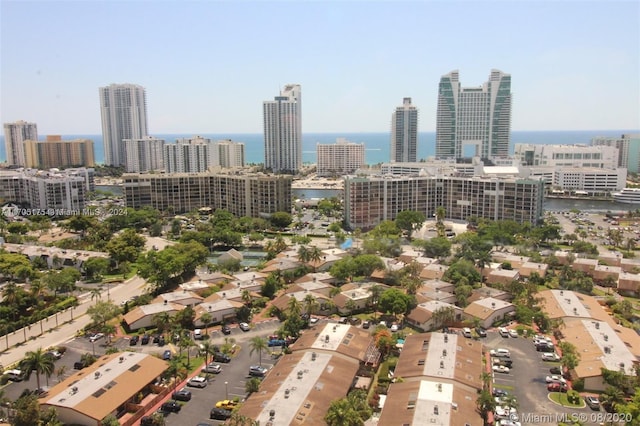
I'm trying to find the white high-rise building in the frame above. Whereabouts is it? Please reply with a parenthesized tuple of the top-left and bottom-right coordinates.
(123, 137, 165, 172)
(164, 136, 210, 173)
(317, 138, 365, 176)
(591, 134, 640, 174)
(3, 120, 38, 166)
(210, 140, 245, 168)
(436, 70, 512, 159)
(263, 84, 302, 174)
(391, 97, 418, 162)
(99, 84, 148, 166)
(514, 144, 619, 169)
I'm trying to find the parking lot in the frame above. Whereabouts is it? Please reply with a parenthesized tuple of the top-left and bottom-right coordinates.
(484, 330, 602, 426)
(2, 320, 281, 425)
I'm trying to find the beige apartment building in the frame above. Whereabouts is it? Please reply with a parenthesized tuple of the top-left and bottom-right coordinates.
(24, 135, 94, 168)
(343, 174, 544, 231)
(316, 138, 365, 176)
(123, 171, 292, 217)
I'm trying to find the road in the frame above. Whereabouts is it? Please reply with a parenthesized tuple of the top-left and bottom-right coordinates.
(0, 275, 148, 369)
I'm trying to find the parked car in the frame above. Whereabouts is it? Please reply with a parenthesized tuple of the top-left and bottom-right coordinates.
(268, 339, 286, 347)
(492, 388, 508, 397)
(547, 382, 568, 392)
(475, 327, 487, 337)
(541, 352, 561, 362)
(221, 325, 231, 335)
(89, 333, 104, 342)
(249, 365, 268, 377)
(162, 350, 172, 360)
(210, 407, 232, 420)
(509, 329, 519, 338)
(202, 363, 222, 374)
(214, 352, 231, 363)
(239, 322, 251, 331)
(45, 350, 62, 360)
(172, 389, 192, 401)
(215, 400, 238, 410)
(187, 376, 207, 388)
(193, 329, 203, 340)
(545, 375, 567, 384)
(490, 348, 511, 358)
(73, 361, 89, 370)
(492, 358, 513, 368)
(498, 327, 510, 337)
(309, 317, 319, 325)
(129, 335, 139, 346)
(141, 334, 150, 345)
(549, 366, 562, 374)
(492, 365, 510, 374)
(585, 395, 600, 410)
(4, 369, 23, 381)
(390, 324, 399, 332)
(160, 401, 181, 413)
(338, 317, 349, 324)
(362, 320, 370, 329)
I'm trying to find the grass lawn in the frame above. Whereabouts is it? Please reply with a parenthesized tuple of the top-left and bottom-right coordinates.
(549, 392, 584, 408)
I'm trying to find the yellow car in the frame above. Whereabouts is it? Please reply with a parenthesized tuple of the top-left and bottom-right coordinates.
(215, 400, 238, 410)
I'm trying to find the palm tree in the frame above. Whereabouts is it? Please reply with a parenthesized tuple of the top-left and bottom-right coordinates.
(599, 386, 625, 412)
(241, 289, 252, 307)
(55, 365, 68, 383)
(308, 246, 323, 272)
(20, 347, 55, 390)
(287, 296, 302, 318)
(476, 389, 496, 424)
(325, 398, 362, 426)
(368, 284, 384, 320)
(199, 340, 216, 365)
(199, 311, 212, 336)
(165, 359, 188, 391)
(2, 282, 19, 305)
(90, 287, 102, 305)
(249, 336, 268, 366)
(153, 312, 171, 336)
(297, 245, 311, 264)
(29, 280, 46, 301)
(303, 293, 319, 317)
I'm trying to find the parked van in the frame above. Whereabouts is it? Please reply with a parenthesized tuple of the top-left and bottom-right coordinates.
(193, 329, 203, 340)
(499, 327, 510, 338)
(462, 328, 472, 338)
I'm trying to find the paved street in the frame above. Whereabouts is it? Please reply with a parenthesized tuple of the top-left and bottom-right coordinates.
(0, 275, 148, 369)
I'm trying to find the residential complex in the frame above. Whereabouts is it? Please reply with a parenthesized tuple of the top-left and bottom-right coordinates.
(391, 97, 418, 162)
(316, 138, 365, 176)
(164, 137, 210, 173)
(23, 135, 94, 169)
(99, 83, 148, 167)
(0, 167, 94, 212)
(39, 352, 168, 426)
(263, 84, 302, 174)
(591, 134, 640, 173)
(436, 69, 512, 160)
(3, 120, 38, 166)
(123, 171, 292, 216)
(123, 137, 165, 173)
(343, 174, 544, 230)
(210, 139, 245, 168)
(378, 333, 484, 426)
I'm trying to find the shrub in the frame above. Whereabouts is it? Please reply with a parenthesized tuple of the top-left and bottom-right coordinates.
(567, 390, 580, 404)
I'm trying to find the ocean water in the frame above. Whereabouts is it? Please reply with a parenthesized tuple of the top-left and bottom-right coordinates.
(1, 130, 636, 165)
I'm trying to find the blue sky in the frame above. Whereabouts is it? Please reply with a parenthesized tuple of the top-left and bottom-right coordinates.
(1, 0, 638, 134)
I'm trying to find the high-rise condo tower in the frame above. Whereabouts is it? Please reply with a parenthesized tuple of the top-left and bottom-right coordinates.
(263, 84, 302, 174)
(436, 70, 511, 159)
(391, 97, 418, 162)
(99, 84, 148, 166)
(3, 120, 38, 166)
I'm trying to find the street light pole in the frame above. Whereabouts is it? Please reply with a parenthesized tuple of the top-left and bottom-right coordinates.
(225, 381, 228, 400)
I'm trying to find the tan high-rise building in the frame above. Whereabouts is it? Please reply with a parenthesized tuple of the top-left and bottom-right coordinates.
(24, 135, 95, 169)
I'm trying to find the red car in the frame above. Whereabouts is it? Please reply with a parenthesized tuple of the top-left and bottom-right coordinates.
(547, 382, 568, 392)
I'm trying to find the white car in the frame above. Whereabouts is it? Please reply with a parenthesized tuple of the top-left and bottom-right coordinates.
(490, 348, 511, 358)
(201, 363, 222, 374)
(492, 365, 510, 374)
(187, 376, 207, 388)
(541, 352, 561, 361)
(545, 375, 567, 384)
(390, 324, 399, 332)
(239, 322, 251, 332)
(508, 329, 518, 338)
(89, 333, 104, 342)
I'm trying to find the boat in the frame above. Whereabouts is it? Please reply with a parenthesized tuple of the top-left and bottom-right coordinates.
(612, 188, 640, 204)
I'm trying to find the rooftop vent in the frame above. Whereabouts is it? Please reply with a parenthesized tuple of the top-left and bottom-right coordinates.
(119, 357, 124, 363)
(442, 349, 447, 357)
(94, 372, 101, 379)
(434, 405, 439, 415)
(444, 335, 448, 343)
(311, 352, 317, 361)
(437, 383, 442, 392)
(440, 361, 444, 369)
(595, 322, 600, 329)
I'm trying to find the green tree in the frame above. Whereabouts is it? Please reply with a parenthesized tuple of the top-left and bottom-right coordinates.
(476, 389, 496, 424)
(83, 257, 110, 281)
(325, 398, 365, 426)
(249, 336, 269, 366)
(12, 394, 41, 426)
(270, 211, 293, 229)
(379, 288, 414, 320)
(153, 312, 172, 335)
(413, 236, 452, 259)
(86, 300, 120, 329)
(105, 228, 146, 267)
(101, 414, 120, 426)
(245, 377, 262, 394)
(42, 267, 80, 296)
(395, 210, 426, 240)
(20, 347, 55, 390)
